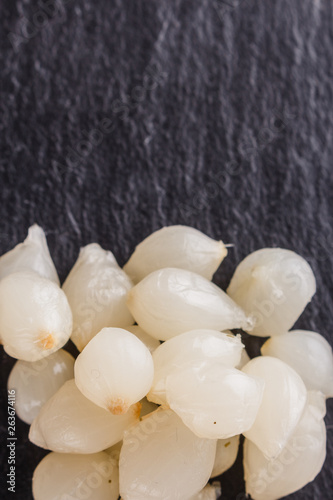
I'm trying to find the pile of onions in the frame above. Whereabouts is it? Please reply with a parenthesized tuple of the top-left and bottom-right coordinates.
(1, 224, 332, 500)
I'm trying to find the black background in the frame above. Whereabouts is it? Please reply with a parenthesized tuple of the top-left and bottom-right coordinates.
(0, 1, 333, 499)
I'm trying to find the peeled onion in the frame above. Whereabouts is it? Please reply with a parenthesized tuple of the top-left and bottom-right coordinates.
(261, 330, 333, 397)
(29, 379, 141, 454)
(63, 244, 134, 351)
(0, 271, 72, 361)
(119, 408, 217, 500)
(242, 356, 307, 458)
(123, 225, 227, 283)
(74, 328, 154, 415)
(8, 349, 74, 424)
(0, 224, 59, 284)
(32, 451, 119, 500)
(148, 329, 244, 405)
(210, 435, 240, 478)
(127, 268, 251, 341)
(227, 248, 316, 337)
(166, 361, 264, 439)
(244, 391, 327, 500)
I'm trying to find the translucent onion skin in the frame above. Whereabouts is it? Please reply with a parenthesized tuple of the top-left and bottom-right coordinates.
(29, 379, 141, 454)
(148, 329, 244, 406)
(227, 248, 316, 337)
(124, 325, 160, 353)
(75, 328, 154, 415)
(8, 349, 74, 425)
(119, 409, 217, 500)
(166, 361, 264, 439)
(0, 224, 59, 284)
(244, 391, 327, 500)
(127, 268, 251, 341)
(261, 330, 333, 397)
(63, 244, 134, 351)
(123, 225, 227, 283)
(210, 435, 240, 478)
(32, 451, 119, 500)
(0, 271, 73, 361)
(242, 356, 307, 459)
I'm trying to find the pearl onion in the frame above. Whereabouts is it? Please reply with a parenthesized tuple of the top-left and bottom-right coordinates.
(261, 330, 333, 397)
(244, 391, 327, 500)
(0, 224, 59, 284)
(29, 379, 141, 454)
(74, 328, 154, 415)
(123, 225, 227, 283)
(242, 356, 307, 459)
(166, 361, 264, 439)
(227, 248, 316, 337)
(32, 451, 119, 500)
(63, 244, 134, 351)
(0, 271, 72, 361)
(119, 409, 217, 500)
(7, 349, 74, 424)
(127, 268, 251, 341)
(148, 329, 245, 406)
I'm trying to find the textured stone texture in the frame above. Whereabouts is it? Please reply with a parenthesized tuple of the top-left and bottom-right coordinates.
(0, 0, 332, 499)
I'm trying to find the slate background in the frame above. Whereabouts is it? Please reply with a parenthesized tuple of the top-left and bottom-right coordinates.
(0, 0, 333, 499)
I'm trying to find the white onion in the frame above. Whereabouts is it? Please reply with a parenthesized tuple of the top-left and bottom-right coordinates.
(119, 408, 217, 500)
(123, 225, 227, 283)
(0, 271, 72, 361)
(7, 349, 74, 424)
(210, 435, 240, 478)
(32, 451, 119, 500)
(189, 483, 222, 499)
(62, 244, 134, 351)
(242, 356, 307, 459)
(261, 330, 333, 397)
(127, 268, 251, 341)
(0, 224, 59, 284)
(148, 329, 244, 405)
(244, 391, 327, 500)
(125, 325, 160, 353)
(29, 379, 141, 454)
(166, 361, 264, 439)
(227, 248, 316, 337)
(74, 328, 154, 415)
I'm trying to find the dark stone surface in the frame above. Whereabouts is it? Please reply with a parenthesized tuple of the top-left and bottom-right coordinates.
(0, 1, 332, 499)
